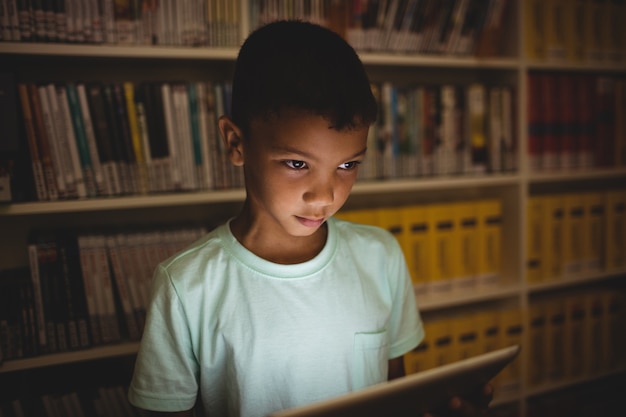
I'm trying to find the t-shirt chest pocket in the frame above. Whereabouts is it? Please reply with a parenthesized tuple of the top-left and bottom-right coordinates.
(353, 329, 389, 390)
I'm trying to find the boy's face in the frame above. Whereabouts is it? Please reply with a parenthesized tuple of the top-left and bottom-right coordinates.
(238, 111, 369, 239)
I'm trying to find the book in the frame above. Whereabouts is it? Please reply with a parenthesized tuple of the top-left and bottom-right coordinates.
(400, 204, 430, 298)
(556, 75, 577, 169)
(582, 192, 605, 272)
(466, 83, 488, 173)
(0, 72, 20, 202)
(496, 307, 522, 391)
(429, 317, 455, 367)
(66, 83, 97, 197)
(56, 84, 88, 199)
(454, 201, 478, 292)
(427, 203, 455, 296)
(583, 0, 605, 63)
(122, 81, 149, 195)
(112, 83, 139, 194)
(526, 73, 543, 171)
(539, 73, 559, 170)
(487, 86, 503, 173)
(89, 234, 121, 344)
(76, 83, 106, 196)
(526, 196, 544, 284)
(452, 311, 480, 362)
(527, 300, 548, 386)
(28, 83, 60, 200)
(604, 189, 626, 270)
(56, 233, 91, 350)
(475, 199, 501, 289)
(106, 234, 141, 341)
(541, 195, 565, 281)
(564, 294, 586, 379)
(544, 0, 568, 62)
(17, 83, 48, 201)
(85, 82, 121, 196)
(35, 85, 68, 199)
(576, 75, 595, 168)
(594, 76, 616, 167)
(545, 297, 566, 381)
(474, 0, 510, 57)
(561, 193, 585, 276)
(76, 234, 102, 346)
(44, 83, 79, 199)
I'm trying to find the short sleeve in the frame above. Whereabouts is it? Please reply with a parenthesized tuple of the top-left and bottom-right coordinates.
(127, 265, 199, 412)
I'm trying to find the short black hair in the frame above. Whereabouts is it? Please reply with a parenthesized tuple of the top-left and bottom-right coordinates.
(230, 20, 378, 136)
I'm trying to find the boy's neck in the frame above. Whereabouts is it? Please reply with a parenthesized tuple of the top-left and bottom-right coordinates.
(229, 210, 328, 265)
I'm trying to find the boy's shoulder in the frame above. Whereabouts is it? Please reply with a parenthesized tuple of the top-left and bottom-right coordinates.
(331, 216, 400, 250)
(158, 222, 229, 270)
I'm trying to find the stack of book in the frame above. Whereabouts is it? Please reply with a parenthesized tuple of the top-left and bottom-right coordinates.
(361, 81, 516, 181)
(0, 226, 206, 362)
(250, 0, 512, 56)
(527, 72, 626, 171)
(14, 80, 242, 202)
(0, 0, 240, 47)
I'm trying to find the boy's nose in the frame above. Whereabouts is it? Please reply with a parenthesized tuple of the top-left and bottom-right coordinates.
(303, 179, 334, 206)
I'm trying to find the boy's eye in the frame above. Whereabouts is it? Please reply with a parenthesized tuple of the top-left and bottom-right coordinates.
(285, 160, 307, 169)
(338, 161, 361, 170)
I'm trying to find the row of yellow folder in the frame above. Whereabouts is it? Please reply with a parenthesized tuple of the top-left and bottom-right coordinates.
(526, 189, 626, 283)
(527, 289, 625, 388)
(402, 288, 625, 390)
(403, 305, 523, 393)
(336, 199, 503, 297)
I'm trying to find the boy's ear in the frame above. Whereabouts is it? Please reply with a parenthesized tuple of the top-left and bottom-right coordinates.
(218, 115, 245, 166)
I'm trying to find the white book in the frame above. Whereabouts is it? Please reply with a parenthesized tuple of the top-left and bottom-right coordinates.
(37, 85, 68, 198)
(172, 84, 197, 190)
(45, 84, 78, 198)
(161, 83, 183, 189)
(195, 82, 215, 190)
(55, 85, 88, 198)
(76, 235, 102, 346)
(101, 0, 116, 43)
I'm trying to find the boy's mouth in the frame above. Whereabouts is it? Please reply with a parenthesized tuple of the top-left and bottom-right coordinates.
(295, 216, 325, 228)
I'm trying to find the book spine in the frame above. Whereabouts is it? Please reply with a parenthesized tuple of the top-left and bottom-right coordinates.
(77, 235, 102, 346)
(76, 83, 106, 196)
(17, 83, 48, 201)
(56, 84, 88, 198)
(66, 83, 97, 197)
(36, 84, 68, 199)
(106, 235, 140, 341)
(28, 83, 60, 200)
(122, 81, 149, 195)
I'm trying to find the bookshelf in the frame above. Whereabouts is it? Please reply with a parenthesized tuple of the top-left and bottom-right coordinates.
(1, 1, 625, 416)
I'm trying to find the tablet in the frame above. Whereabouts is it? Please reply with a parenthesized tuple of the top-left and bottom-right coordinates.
(268, 344, 520, 417)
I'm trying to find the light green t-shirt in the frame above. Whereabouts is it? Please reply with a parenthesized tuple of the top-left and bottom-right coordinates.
(128, 217, 423, 417)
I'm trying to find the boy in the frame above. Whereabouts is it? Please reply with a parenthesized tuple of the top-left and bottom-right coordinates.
(128, 20, 491, 417)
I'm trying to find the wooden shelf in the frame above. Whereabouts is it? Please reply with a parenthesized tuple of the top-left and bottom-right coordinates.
(0, 342, 140, 373)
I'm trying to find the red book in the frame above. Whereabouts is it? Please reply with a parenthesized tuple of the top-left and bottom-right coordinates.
(557, 75, 576, 170)
(540, 73, 559, 170)
(526, 73, 543, 171)
(595, 76, 616, 168)
(576, 75, 595, 168)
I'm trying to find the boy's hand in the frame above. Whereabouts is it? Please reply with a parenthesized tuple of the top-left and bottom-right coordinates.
(424, 383, 493, 417)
